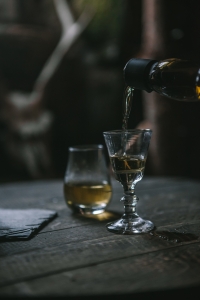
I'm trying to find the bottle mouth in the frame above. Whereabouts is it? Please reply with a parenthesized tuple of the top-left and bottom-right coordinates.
(123, 58, 157, 92)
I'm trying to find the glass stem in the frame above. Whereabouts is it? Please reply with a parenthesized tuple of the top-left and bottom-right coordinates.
(121, 189, 139, 221)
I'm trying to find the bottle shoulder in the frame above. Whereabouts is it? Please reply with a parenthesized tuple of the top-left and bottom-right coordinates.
(149, 59, 200, 101)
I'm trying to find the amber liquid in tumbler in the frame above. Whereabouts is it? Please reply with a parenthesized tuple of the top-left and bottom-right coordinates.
(64, 182, 112, 208)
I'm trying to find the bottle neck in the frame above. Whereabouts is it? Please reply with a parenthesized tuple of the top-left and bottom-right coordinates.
(123, 58, 157, 92)
(124, 58, 200, 101)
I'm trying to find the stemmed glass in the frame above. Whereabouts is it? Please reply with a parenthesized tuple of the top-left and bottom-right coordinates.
(103, 129, 154, 234)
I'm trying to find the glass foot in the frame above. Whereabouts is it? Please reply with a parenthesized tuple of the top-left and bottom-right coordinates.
(106, 216, 154, 234)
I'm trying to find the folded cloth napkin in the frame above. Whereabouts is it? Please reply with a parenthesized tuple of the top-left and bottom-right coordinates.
(0, 208, 57, 241)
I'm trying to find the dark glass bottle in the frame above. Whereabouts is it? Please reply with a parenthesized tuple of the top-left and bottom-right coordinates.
(123, 58, 200, 102)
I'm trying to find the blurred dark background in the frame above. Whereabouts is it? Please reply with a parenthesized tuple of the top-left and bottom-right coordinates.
(0, 0, 200, 183)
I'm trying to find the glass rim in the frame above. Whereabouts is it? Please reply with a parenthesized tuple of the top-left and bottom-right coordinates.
(103, 129, 152, 135)
(69, 144, 104, 152)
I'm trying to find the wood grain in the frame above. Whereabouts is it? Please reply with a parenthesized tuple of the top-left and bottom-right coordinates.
(0, 177, 200, 297)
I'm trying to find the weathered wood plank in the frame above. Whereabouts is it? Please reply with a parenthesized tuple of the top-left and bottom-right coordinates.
(0, 177, 200, 297)
(1, 194, 200, 258)
(1, 178, 200, 255)
(0, 221, 199, 287)
(0, 177, 198, 208)
(0, 177, 200, 234)
(1, 242, 200, 297)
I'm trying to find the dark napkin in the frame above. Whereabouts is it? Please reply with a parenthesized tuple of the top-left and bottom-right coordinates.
(0, 208, 57, 241)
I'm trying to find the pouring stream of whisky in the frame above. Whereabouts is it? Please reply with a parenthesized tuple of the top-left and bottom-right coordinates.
(122, 86, 134, 131)
(121, 86, 134, 155)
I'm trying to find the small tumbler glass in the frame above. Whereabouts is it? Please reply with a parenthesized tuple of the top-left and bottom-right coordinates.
(64, 144, 112, 215)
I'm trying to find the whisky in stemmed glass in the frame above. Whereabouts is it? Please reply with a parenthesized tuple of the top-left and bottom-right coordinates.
(103, 129, 154, 234)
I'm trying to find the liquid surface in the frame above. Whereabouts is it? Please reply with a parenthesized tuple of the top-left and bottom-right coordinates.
(64, 183, 112, 207)
(110, 155, 146, 187)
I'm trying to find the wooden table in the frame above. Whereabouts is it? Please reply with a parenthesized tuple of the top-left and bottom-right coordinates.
(0, 176, 200, 299)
